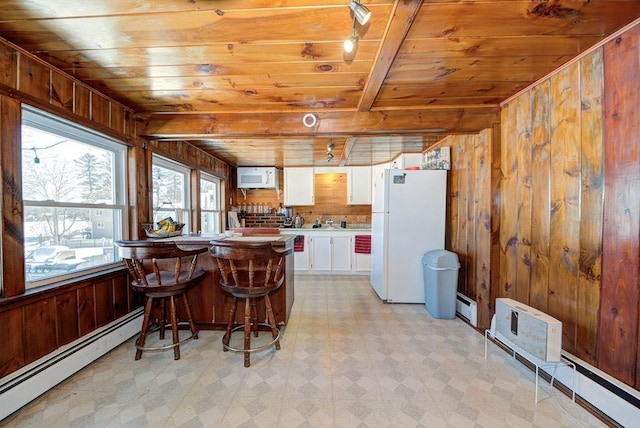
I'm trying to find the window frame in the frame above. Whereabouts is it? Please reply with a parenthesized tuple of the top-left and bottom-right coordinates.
(151, 155, 192, 232)
(199, 172, 223, 234)
(21, 106, 128, 287)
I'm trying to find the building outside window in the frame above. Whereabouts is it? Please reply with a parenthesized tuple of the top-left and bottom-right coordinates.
(22, 107, 127, 287)
(151, 156, 191, 232)
(200, 173, 222, 234)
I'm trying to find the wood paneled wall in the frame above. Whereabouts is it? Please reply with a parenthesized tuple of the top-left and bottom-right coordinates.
(442, 23, 640, 390)
(435, 128, 496, 330)
(499, 49, 605, 365)
(0, 269, 135, 378)
(0, 38, 230, 381)
(0, 41, 136, 143)
(600, 27, 640, 386)
(496, 25, 640, 388)
(0, 38, 147, 380)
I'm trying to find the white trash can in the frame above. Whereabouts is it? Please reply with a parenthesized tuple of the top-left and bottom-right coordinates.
(422, 250, 460, 319)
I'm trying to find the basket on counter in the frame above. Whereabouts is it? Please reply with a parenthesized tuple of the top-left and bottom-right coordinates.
(143, 217, 185, 238)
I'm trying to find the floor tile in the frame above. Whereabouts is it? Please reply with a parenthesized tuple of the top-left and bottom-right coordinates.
(3, 275, 608, 428)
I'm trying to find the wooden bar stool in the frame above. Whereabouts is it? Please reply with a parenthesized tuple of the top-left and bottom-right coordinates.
(115, 240, 207, 360)
(210, 240, 291, 367)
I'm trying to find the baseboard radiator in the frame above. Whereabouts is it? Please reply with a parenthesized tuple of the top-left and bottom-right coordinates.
(456, 292, 477, 327)
(0, 309, 142, 422)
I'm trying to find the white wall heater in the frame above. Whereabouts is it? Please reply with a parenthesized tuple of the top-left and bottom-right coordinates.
(456, 292, 477, 327)
(495, 298, 562, 362)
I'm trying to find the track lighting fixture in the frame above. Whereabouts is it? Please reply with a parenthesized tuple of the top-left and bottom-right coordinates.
(343, 26, 358, 53)
(344, 1, 370, 53)
(326, 141, 335, 162)
(348, 0, 371, 25)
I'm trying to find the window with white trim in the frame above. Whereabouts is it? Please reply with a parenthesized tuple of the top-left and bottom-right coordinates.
(22, 107, 127, 287)
(200, 173, 222, 234)
(151, 156, 191, 232)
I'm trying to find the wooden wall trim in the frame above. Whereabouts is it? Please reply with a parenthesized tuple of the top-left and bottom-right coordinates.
(489, 123, 501, 328)
(0, 95, 25, 298)
(150, 140, 229, 180)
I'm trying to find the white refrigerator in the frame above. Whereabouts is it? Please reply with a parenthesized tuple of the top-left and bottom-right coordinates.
(370, 169, 447, 303)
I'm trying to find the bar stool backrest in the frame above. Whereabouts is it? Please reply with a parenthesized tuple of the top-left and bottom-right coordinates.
(116, 240, 207, 288)
(209, 240, 290, 297)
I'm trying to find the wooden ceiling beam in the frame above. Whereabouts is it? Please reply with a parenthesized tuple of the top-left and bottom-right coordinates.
(338, 136, 355, 167)
(138, 108, 499, 139)
(358, 0, 424, 112)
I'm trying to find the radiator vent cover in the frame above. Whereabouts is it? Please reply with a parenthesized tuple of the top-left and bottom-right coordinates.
(456, 293, 477, 327)
(495, 298, 562, 362)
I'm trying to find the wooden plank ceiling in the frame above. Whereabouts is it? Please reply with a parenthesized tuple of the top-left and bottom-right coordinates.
(0, 0, 638, 167)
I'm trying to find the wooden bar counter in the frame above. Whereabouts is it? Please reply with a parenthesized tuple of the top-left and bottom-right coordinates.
(160, 233, 295, 329)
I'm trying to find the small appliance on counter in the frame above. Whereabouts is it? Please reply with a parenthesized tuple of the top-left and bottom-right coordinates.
(282, 206, 294, 227)
(294, 214, 305, 228)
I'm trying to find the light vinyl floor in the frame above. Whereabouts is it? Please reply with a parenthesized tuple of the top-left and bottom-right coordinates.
(3, 275, 606, 427)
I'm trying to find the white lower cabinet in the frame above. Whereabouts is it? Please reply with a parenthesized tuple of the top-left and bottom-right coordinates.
(353, 252, 371, 272)
(329, 235, 351, 271)
(283, 231, 371, 274)
(311, 235, 332, 271)
(310, 235, 351, 272)
(294, 244, 310, 271)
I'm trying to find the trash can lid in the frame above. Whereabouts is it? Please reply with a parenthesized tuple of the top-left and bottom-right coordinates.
(422, 249, 460, 269)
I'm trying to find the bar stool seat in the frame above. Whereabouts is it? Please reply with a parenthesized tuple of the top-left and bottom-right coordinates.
(116, 240, 207, 360)
(210, 240, 291, 367)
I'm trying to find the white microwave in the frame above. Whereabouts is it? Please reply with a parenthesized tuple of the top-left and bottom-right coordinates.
(237, 167, 279, 189)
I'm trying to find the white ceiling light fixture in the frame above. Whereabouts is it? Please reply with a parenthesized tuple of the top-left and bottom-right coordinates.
(302, 112, 318, 128)
(348, 0, 371, 25)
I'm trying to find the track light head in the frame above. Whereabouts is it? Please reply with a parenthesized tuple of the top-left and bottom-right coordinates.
(327, 153, 334, 163)
(348, 0, 371, 25)
(343, 35, 358, 53)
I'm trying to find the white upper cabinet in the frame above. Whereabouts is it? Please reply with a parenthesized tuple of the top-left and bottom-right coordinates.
(347, 166, 372, 205)
(391, 153, 423, 169)
(284, 167, 315, 206)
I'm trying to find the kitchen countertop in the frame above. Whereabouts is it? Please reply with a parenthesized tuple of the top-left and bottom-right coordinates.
(166, 233, 295, 245)
(279, 224, 371, 232)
